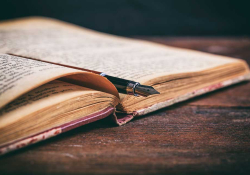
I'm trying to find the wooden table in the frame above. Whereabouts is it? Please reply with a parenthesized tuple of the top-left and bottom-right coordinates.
(1, 37, 250, 175)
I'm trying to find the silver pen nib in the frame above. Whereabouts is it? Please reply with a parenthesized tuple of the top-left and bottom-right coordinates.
(134, 84, 160, 97)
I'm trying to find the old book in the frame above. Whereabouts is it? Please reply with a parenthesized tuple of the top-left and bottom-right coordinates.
(0, 17, 249, 155)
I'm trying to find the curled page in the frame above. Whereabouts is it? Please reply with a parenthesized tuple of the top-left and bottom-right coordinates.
(0, 54, 119, 109)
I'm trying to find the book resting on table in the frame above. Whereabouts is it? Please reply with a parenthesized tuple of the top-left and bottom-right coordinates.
(0, 17, 249, 155)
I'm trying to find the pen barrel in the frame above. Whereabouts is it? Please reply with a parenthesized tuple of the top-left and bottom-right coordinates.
(102, 75, 134, 94)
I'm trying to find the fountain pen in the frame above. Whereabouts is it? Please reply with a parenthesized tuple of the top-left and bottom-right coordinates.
(99, 73, 160, 97)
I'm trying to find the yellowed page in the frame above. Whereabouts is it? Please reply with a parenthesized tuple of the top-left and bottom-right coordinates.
(0, 17, 244, 84)
(0, 54, 85, 108)
(0, 80, 94, 128)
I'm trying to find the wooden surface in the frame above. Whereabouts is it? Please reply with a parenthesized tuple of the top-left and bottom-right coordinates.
(1, 37, 250, 175)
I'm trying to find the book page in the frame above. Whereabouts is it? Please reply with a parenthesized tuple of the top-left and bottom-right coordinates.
(0, 17, 241, 83)
(0, 54, 85, 109)
(0, 80, 93, 128)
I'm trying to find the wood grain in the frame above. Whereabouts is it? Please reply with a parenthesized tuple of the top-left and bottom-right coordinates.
(0, 37, 250, 175)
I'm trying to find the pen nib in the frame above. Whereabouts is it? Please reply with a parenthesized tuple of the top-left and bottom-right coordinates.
(135, 85, 160, 97)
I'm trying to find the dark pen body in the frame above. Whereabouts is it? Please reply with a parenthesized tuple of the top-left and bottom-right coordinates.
(101, 74, 160, 97)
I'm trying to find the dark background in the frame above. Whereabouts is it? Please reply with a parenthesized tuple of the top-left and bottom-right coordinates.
(1, 0, 250, 36)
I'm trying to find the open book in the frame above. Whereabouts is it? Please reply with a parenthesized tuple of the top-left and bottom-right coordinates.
(0, 17, 249, 155)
